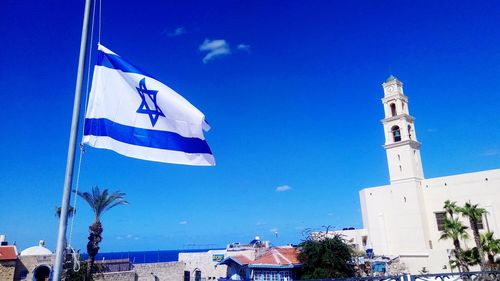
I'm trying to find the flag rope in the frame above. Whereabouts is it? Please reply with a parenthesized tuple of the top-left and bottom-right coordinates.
(98, 0, 102, 44)
(66, 0, 98, 273)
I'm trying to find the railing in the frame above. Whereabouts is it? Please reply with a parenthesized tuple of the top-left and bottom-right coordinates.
(293, 271, 500, 281)
(410, 271, 500, 281)
(301, 276, 407, 281)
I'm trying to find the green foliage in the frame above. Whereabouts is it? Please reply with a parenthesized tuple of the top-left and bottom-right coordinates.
(462, 247, 480, 267)
(298, 233, 354, 279)
(74, 186, 128, 221)
(460, 201, 487, 269)
(439, 218, 469, 242)
(74, 186, 127, 280)
(55, 205, 76, 219)
(443, 200, 460, 219)
(440, 202, 470, 272)
(64, 261, 102, 281)
(481, 231, 500, 269)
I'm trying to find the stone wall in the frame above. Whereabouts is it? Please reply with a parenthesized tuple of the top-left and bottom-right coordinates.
(179, 250, 227, 280)
(0, 260, 16, 281)
(15, 255, 54, 281)
(92, 262, 184, 281)
(93, 270, 136, 281)
(134, 261, 185, 281)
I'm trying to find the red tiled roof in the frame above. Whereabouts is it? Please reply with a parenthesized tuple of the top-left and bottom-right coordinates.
(0, 246, 17, 260)
(251, 247, 301, 266)
(229, 255, 253, 265)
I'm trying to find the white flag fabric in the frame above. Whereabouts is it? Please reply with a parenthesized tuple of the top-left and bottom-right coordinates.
(83, 44, 215, 166)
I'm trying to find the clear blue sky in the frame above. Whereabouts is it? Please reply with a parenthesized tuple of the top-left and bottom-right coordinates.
(1, 0, 499, 253)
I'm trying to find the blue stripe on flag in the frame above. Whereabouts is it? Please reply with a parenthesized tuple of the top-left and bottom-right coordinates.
(84, 118, 212, 154)
(97, 50, 151, 77)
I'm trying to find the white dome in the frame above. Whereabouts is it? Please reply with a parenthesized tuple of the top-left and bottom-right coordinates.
(20, 241, 52, 256)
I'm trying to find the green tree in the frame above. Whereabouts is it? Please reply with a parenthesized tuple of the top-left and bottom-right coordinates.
(65, 260, 102, 281)
(443, 200, 459, 219)
(481, 231, 500, 269)
(75, 186, 128, 281)
(461, 247, 480, 267)
(460, 201, 487, 270)
(298, 232, 354, 279)
(439, 217, 469, 272)
(55, 205, 76, 218)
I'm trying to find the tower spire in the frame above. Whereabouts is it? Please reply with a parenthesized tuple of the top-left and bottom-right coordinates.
(381, 76, 424, 183)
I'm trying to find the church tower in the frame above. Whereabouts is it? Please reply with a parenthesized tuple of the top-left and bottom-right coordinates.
(381, 75, 424, 183)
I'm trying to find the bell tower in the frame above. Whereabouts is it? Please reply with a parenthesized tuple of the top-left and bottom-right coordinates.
(381, 75, 424, 183)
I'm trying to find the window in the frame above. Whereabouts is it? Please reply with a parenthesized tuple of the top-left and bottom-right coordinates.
(477, 216, 484, 230)
(435, 212, 446, 231)
(264, 271, 271, 281)
(195, 270, 201, 281)
(362, 236, 368, 247)
(392, 126, 401, 142)
(408, 125, 412, 139)
(390, 103, 397, 116)
(184, 271, 190, 281)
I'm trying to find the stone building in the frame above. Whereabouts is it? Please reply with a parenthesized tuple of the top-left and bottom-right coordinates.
(219, 246, 301, 281)
(0, 244, 17, 281)
(354, 76, 500, 273)
(15, 240, 54, 281)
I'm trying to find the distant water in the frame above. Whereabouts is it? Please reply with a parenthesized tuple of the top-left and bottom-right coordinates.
(81, 249, 222, 264)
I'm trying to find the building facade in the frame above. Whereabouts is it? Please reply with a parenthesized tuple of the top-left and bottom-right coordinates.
(359, 76, 500, 273)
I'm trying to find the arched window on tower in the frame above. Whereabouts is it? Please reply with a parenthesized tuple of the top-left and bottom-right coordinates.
(392, 126, 401, 142)
(390, 103, 397, 117)
(408, 125, 412, 139)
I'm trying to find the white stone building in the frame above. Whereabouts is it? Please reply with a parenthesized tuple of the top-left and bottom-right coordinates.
(357, 75, 500, 273)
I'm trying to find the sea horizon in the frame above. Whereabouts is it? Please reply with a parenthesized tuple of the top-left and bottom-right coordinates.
(80, 248, 225, 264)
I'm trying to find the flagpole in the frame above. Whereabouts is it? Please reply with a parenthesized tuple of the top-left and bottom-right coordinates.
(53, 0, 93, 279)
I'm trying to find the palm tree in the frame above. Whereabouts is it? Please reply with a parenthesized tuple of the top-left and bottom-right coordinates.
(55, 205, 76, 279)
(55, 205, 76, 218)
(443, 200, 459, 219)
(75, 186, 128, 280)
(440, 217, 470, 272)
(481, 231, 500, 269)
(460, 201, 487, 270)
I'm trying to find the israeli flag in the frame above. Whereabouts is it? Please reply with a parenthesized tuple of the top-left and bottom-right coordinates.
(83, 44, 215, 166)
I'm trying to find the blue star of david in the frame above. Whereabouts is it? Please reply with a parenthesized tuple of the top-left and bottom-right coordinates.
(136, 78, 165, 127)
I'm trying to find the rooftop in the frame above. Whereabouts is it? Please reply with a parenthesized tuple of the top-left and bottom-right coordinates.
(385, 74, 398, 82)
(0, 246, 18, 260)
(20, 240, 52, 256)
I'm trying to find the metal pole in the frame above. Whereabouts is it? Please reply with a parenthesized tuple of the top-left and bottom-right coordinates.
(53, 0, 93, 279)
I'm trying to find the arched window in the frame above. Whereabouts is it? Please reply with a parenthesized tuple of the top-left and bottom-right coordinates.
(390, 103, 397, 117)
(392, 126, 401, 142)
(408, 125, 412, 139)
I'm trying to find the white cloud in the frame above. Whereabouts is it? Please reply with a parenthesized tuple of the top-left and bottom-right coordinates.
(167, 27, 186, 37)
(179, 220, 188, 225)
(237, 44, 251, 52)
(276, 185, 291, 192)
(482, 149, 499, 157)
(199, 39, 231, 63)
(117, 234, 140, 240)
